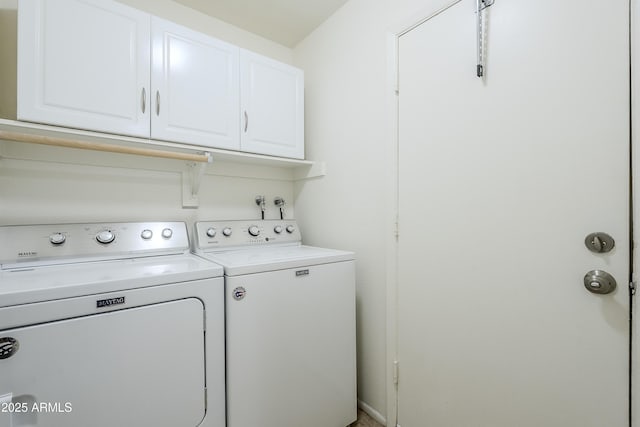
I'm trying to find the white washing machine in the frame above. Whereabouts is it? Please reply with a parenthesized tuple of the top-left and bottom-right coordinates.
(193, 219, 357, 427)
(0, 222, 225, 427)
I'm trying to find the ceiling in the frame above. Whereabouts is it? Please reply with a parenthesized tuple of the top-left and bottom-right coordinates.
(172, 0, 349, 48)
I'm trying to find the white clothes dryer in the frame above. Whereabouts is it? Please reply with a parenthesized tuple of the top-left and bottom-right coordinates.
(0, 222, 225, 427)
(193, 219, 357, 427)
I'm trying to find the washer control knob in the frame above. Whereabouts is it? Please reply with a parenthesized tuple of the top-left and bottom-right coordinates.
(223, 227, 233, 237)
(161, 228, 173, 239)
(96, 230, 115, 244)
(286, 225, 296, 234)
(206, 227, 217, 238)
(274, 225, 283, 234)
(141, 229, 153, 240)
(49, 233, 66, 245)
(248, 225, 260, 237)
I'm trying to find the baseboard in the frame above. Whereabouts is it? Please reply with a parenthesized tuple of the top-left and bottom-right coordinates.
(358, 399, 387, 426)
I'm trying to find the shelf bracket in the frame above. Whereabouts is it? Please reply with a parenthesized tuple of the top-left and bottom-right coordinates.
(293, 161, 327, 181)
(182, 152, 212, 208)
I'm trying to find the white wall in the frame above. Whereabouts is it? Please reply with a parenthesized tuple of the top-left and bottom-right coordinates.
(293, 0, 451, 422)
(0, 142, 295, 226)
(116, 0, 293, 64)
(0, 0, 296, 229)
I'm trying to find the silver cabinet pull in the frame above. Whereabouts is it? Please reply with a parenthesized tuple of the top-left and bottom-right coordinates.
(141, 88, 146, 113)
(244, 111, 248, 132)
(156, 91, 160, 116)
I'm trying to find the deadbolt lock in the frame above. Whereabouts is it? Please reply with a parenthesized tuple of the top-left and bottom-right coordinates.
(583, 270, 617, 295)
(584, 232, 615, 254)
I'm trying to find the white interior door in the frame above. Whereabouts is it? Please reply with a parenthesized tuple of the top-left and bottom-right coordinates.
(397, 1, 630, 426)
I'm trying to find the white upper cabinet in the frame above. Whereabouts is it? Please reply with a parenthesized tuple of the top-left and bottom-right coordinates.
(151, 17, 240, 150)
(240, 50, 304, 159)
(18, 0, 151, 137)
(17, 1, 304, 159)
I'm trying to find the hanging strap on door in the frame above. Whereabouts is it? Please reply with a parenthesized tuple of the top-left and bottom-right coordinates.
(476, 0, 494, 77)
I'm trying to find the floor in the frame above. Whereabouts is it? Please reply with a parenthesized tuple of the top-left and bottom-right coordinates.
(350, 409, 384, 427)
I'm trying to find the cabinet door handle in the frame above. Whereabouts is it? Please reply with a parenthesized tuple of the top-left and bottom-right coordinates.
(156, 91, 160, 116)
(244, 111, 248, 132)
(141, 88, 146, 113)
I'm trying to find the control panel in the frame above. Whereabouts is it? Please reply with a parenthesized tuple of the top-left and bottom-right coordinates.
(0, 222, 190, 267)
(194, 220, 301, 251)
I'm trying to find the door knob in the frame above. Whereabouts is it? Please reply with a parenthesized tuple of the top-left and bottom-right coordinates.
(584, 232, 615, 253)
(583, 270, 617, 295)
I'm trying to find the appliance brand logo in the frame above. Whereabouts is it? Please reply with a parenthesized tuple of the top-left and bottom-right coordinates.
(17, 251, 37, 258)
(96, 297, 125, 308)
(232, 287, 246, 301)
(295, 269, 309, 277)
(0, 337, 19, 359)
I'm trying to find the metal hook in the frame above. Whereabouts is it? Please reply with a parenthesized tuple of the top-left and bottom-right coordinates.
(476, 0, 494, 77)
(480, 0, 494, 11)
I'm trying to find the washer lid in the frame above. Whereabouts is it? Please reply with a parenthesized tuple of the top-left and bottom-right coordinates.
(0, 254, 223, 308)
(197, 245, 355, 276)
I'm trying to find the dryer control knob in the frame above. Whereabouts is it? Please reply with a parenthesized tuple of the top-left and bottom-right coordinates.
(49, 233, 66, 245)
(96, 230, 115, 244)
(274, 225, 283, 234)
(206, 227, 217, 238)
(141, 229, 153, 240)
(161, 228, 173, 239)
(223, 227, 233, 237)
(248, 225, 260, 237)
(286, 225, 295, 234)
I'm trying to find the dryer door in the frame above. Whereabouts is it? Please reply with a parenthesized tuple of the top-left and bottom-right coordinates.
(0, 298, 205, 427)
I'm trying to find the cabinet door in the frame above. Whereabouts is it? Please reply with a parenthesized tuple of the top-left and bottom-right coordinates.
(240, 50, 304, 159)
(18, 0, 150, 137)
(151, 17, 240, 150)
